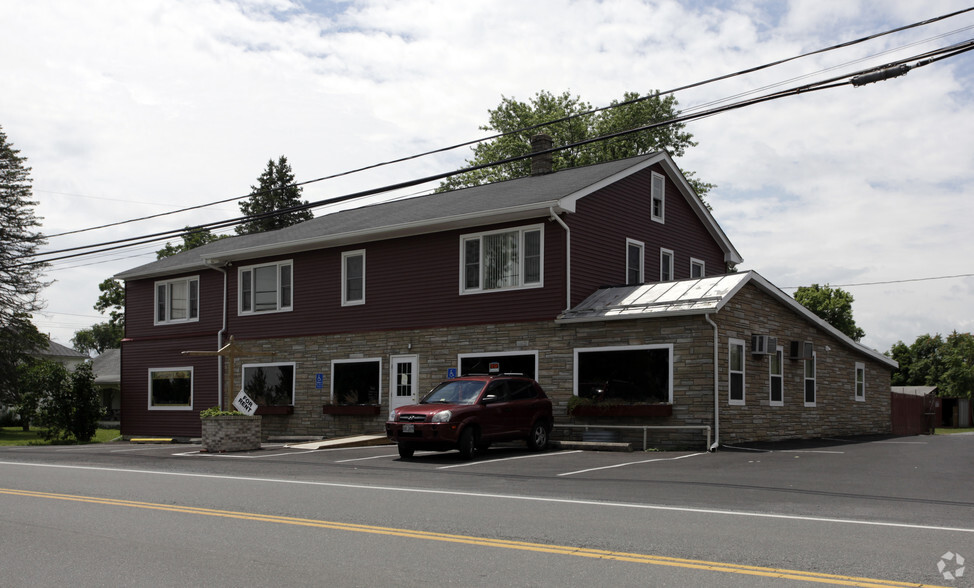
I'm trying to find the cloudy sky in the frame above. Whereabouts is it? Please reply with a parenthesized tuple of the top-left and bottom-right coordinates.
(3, 0, 973, 355)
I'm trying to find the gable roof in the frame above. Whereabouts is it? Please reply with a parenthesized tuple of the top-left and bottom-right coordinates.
(34, 340, 88, 361)
(117, 152, 741, 280)
(92, 349, 121, 386)
(556, 271, 896, 368)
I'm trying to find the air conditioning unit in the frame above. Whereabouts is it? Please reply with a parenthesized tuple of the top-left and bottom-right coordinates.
(751, 335, 776, 355)
(789, 340, 814, 360)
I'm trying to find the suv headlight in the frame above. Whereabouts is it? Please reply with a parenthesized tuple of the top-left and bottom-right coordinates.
(431, 410, 452, 423)
(387, 410, 397, 422)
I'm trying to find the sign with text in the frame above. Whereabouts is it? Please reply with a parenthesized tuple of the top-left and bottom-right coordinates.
(233, 390, 258, 416)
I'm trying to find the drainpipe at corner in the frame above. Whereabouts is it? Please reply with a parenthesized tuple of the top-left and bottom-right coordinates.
(705, 313, 720, 451)
(206, 261, 228, 411)
(549, 207, 571, 313)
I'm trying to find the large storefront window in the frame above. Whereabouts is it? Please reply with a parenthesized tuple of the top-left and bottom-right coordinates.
(575, 345, 672, 403)
(242, 363, 295, 406)
(149, 368, 193, 410)
(458, 352, 537, 379)
(332, 359, 381, 405)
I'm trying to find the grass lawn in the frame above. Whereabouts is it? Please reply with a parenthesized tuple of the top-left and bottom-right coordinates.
(0, 427, 121, 446)
(935, 427, 974, 435)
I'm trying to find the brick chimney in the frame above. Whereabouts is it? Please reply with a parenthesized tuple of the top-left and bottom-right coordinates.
(530, 134, 553, 176)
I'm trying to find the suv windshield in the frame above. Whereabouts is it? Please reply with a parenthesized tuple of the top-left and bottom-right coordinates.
(421, 380, 484, 405)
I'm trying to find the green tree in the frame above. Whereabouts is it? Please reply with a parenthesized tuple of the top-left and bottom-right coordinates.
(19, 361, 102, 442)
(793, 284, 865, 342)
(0, 125, 49, 328)
(72, 278, 126, 354)
(0, 314, 48, 427)
(438, 90, 713, 201)
(156, 226, 227, 259)
(889, 332, 974, 398)
(236, 156, 313, 235)
(941, 332, 974, 398)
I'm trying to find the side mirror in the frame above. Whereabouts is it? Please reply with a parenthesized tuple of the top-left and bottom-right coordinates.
(481, 394, 498, 405)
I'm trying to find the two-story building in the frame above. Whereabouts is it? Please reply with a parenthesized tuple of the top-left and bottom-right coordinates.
(117, 149, 895, 447)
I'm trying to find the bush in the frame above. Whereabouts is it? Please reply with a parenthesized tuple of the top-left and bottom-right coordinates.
(199, 407, 243, 418)
(18, 360, 103, 443)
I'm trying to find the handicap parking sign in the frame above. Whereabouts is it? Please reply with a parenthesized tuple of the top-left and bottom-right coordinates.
(315, 373, 324, 389)
(447, 368, 457, 379)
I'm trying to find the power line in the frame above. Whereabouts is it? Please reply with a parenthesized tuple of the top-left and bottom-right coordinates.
(780, 273, 974, 291)
(40, 6, 974, 241)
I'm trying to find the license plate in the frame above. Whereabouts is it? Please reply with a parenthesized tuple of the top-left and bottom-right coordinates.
(402, 424, 414, 433)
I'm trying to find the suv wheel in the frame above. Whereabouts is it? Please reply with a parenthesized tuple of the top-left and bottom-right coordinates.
(397, 444, 415, 459)
(457, 427, 476, 460)
(527, 421, 549, 451)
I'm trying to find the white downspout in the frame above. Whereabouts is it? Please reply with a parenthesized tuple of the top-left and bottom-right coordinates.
(549, 208, 571, 312)
(207, 261, 228, 410)
(705, 313, 720, 451)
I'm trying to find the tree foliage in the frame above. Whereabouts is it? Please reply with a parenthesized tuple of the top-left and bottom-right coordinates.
(72, 278, 125, 354)
(18, 360, 102, 441)
(793, 284, 865, 342)
(0, 314, 48, 411)
(156, 226, 227, 259)
(438, 90, 713, 200)
(890, 332, 974, 398)
(236, 156, 313, 235)
(0, 125, 49, 328)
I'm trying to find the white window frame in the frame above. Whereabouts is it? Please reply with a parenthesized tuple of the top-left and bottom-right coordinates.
(240, 362, 296, 407)
(342, 250, 366, 306)
(330, 357, 383, 405)
(855, 362, 865, 402)
(573, 344, 674, 403)
(626, 238, 645, 284)
(457, 350, 539, 378)
(651, 171, 665, 223)
(804, 352, 817, 407)
(690, 258, 705, 279)
(148, 367, 194, 411)
(238, 260, 293, 315)
(660, 248, 674, 282)
(769, 346, 784, 406)
(460, 224, 544, 294)
(154, 276, 200, 325)
(728, 338, 745, 406)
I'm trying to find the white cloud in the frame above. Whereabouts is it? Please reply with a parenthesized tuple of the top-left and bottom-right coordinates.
(2, 0, 973, 354)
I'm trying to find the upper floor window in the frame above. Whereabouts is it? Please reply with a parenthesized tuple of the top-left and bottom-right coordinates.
(651, 171, 665, 223)
(855, 362, 865, 401)
(626, 239, 644, 284)
(690, 258, 705, 279)
(239, 260, 292, 314)
(660, 248, 674, 282)
(461, 225, 543, 294)
(729, 338, 745, 405)
(342, 250, 365, 306)
(155, 276, 199, 325)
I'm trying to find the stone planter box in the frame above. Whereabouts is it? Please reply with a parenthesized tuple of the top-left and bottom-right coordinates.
(200, 415, 261, 452)
(322, 404, 381, 416)
(568, 404, 673, 418)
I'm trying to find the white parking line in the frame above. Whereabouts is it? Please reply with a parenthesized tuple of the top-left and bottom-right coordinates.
(437, 450, 583, 469)
(559, 452, 706, 476)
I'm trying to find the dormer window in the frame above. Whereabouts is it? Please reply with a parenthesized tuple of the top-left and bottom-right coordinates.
(651, 171, 665, 223)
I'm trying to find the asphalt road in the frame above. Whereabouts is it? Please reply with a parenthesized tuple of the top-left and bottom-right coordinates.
(0, 434, 971, 587)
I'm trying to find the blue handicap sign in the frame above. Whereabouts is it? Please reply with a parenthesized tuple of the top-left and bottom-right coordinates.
(315, 373, 324, 389)
(447, 368, 457, 379)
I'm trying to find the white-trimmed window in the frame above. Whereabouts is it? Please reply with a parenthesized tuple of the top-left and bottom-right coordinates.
(651, 171, 665, 223)
(804, 352, 817, 407)
(660, 248, 674, 282)
(239, 260, 293, 314)
(155, 276, 199, 325)
(729, 339, 745, 405)
(574, 344, 673, 403)
(626, 239, 644, 284)
(242, 362, 295, 407)
(342, 250, 365, 306)
(769, 346, 784, 406)
(332, 358, 382, 405)
(458, 351, 538, 379)
(855, 362, 865, 402)
(461, 225, 543, 293)
(691, 258, 705, 279)
(148, 367, 193, 410)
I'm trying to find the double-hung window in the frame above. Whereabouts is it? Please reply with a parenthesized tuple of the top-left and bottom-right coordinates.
(626, 239, 644, 284)
(239, 260, 293, 314)
(155, 276, 199, 325)
(855, 362, 865, 401)
(690, 258, 705, 279)
(660, 248, 674, 282)
(729, 339, 745, 405)
(804, 352, 817, 406)
(769, 346, 784, 406)
(651, 171, 665, 223)
(461, 225, 543, 293)
(342, 250, 365, 306)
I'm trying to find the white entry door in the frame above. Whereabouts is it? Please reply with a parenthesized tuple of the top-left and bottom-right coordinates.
(389, 355, 419, 412)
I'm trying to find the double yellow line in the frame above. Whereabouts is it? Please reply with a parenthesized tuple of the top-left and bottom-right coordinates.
(0, 487, 946, 587)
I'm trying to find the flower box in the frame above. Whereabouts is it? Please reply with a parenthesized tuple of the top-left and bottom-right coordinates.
(255, 405, 294, 416)
(200, 414, 261, 452)
(568, 404, 673, 418)
(322, 404, 381, 416)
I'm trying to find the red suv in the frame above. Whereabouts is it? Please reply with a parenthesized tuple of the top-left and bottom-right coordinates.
(386, 375, 554, 460)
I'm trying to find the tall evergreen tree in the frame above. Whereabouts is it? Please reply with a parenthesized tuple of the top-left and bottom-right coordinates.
(235, 156, 313, 235)
(0, 125, 49, 328)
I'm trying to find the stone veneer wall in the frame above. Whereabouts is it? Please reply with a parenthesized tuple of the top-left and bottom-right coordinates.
(224, 282, 891, 448)
(200, 415, 261, 452)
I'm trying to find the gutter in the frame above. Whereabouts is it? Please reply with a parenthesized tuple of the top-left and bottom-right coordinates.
(705, 312, 720, 451)
(549, 207, 571, 313)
